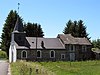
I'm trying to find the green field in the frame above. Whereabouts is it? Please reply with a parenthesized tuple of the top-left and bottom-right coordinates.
(11, 60, 100, 75)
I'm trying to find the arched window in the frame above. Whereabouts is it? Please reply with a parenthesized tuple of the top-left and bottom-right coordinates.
(21, 50, 27, 58)
(37, 50, 42, 58)
(50, 50, 55, 58)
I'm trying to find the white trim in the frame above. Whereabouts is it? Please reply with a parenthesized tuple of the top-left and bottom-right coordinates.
(9, 45, 12, 63)
(21, 50, 27, 58)
(9, 32, 17, 63)
(37, 50, 42, 58)
(61, 54, 65, 59)
(59, 39, 65, 48)
(13, 45, 17, 62)
(9, 44, 17, 63)
(50, 50, 55, 58)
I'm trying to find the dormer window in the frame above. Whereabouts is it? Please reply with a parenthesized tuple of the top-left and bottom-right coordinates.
(32, 42, 34, 43)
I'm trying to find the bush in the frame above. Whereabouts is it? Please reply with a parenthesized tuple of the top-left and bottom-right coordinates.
(0, 50, 7, 58)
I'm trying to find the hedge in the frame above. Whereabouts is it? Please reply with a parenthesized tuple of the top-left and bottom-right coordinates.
(0, 50, 7, 58)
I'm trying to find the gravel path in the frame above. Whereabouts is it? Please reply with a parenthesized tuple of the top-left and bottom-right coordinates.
(0, 60, 9, 75)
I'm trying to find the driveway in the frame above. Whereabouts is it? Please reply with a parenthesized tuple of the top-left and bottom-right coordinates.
(0, 60, 9, 75)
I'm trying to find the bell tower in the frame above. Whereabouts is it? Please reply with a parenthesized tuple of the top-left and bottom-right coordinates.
(9, 3, 26, 63)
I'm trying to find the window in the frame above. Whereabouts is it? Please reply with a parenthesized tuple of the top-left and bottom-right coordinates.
(82, 46, 87, 52)
(50, 50, 55, 58)
(21, 50, 27, 58)
(69, 45, 75, 51)
(37, 50, 42, 58)
(61, 54, 65, 59)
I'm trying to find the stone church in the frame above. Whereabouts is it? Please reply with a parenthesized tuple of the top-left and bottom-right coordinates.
(9, 17, 92, 63)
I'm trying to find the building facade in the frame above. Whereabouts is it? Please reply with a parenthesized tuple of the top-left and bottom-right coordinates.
(9, 17, 92, 62)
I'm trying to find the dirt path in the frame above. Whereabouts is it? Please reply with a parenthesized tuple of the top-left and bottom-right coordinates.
(0, 60, 9, 75)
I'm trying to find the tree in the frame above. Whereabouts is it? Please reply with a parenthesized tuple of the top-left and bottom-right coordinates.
(92, 39, 100, 49)
(72, 21, 78, 37)
(1, 10, 22, 57)
(37, 24, 44, 37)
(24, 23, 44, 37)
(63, 20, 73, 34)
(1, 10, 44, 57)
(78, 20, 88, 38)
(63, 20, 89, 38)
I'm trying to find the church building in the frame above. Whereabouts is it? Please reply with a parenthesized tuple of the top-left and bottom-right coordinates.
(9, 17, 92, 63)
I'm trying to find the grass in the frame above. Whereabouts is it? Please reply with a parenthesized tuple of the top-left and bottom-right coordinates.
(11, 60, 100, 75)
(39, 61, 100, 75)
(11, 60, 54, 75)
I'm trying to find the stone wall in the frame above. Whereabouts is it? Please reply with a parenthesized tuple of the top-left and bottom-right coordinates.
(17, 45, 92, 61)
(17, 49, 68, 61)
(65, 44, 92, 61)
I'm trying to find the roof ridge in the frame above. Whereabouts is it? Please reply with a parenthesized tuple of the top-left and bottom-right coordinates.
(58, 38, 65, 48)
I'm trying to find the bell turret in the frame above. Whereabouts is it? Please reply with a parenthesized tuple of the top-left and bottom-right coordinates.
(13, 17, 24, 32)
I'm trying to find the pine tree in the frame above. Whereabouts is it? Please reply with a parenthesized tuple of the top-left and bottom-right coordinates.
(92, 39, 100, 49)
(63, 20, 89, 38)
(78, 20, 88, 38)
(1, 10, 22, 56)
(24, 23, 44, 37)
(37, 24, 44, 37)
(73, 21, 78, 37)
(63, 20, 73, 34)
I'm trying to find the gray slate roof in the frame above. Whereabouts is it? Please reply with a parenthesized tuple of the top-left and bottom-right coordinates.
(15, 34, 91, 49)
(14, 17, 23, 32)
(58, 34, 92, 45)
(15, 37, 65, 49)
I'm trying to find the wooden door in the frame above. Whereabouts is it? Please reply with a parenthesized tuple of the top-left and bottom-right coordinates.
(70, 53, 75, 61)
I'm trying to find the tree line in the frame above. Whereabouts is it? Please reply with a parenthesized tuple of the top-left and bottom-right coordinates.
(24, 22, 44, 37)
(1, 10, 98, 57)
(63, 20, 89, 39)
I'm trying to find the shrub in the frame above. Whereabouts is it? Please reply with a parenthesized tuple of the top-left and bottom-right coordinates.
(0, 50, 7, 58)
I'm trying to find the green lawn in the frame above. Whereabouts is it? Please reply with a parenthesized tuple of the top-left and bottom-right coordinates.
(11, 60, 100, 75)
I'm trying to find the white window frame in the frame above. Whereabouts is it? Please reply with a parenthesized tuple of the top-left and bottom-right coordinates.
(50, 50, 55, 58)
(37, 50, 42, 58)
(61, 54, 65, 59)
(21, 50, 27, 58)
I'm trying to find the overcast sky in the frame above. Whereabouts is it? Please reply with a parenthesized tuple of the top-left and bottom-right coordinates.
(0, 0, 100, 40)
